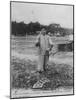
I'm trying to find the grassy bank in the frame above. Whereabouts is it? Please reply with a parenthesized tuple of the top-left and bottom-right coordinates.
(11, 57, 73, 90)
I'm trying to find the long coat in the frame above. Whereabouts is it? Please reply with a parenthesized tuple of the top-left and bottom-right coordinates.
(36, 33, 53, 71)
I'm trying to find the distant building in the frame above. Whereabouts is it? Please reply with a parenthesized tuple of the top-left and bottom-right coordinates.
(50, 23, 61, 28)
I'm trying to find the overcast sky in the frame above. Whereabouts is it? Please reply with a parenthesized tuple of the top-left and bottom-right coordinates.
(11, 2, 73, 28)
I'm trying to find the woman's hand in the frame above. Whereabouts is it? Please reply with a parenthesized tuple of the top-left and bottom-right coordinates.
(35, 42, 40, 47)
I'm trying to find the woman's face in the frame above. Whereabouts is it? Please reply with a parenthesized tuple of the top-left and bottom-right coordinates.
(41, 28, 46, 35)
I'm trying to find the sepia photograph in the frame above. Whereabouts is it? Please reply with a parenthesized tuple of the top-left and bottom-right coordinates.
(10, 1, 74, 98)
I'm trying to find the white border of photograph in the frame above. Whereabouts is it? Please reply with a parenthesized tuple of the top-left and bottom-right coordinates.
(0, 0, 75, 100)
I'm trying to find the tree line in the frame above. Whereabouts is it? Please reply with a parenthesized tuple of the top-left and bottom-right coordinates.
(11, 21, 73, 36)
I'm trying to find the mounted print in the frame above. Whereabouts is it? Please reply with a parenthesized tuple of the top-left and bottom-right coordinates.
(10, 1, 74, 99)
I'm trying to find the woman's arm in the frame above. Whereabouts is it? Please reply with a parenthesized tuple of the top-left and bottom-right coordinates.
(48, 36, 53, 51)
(35, 34, 40, 47)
